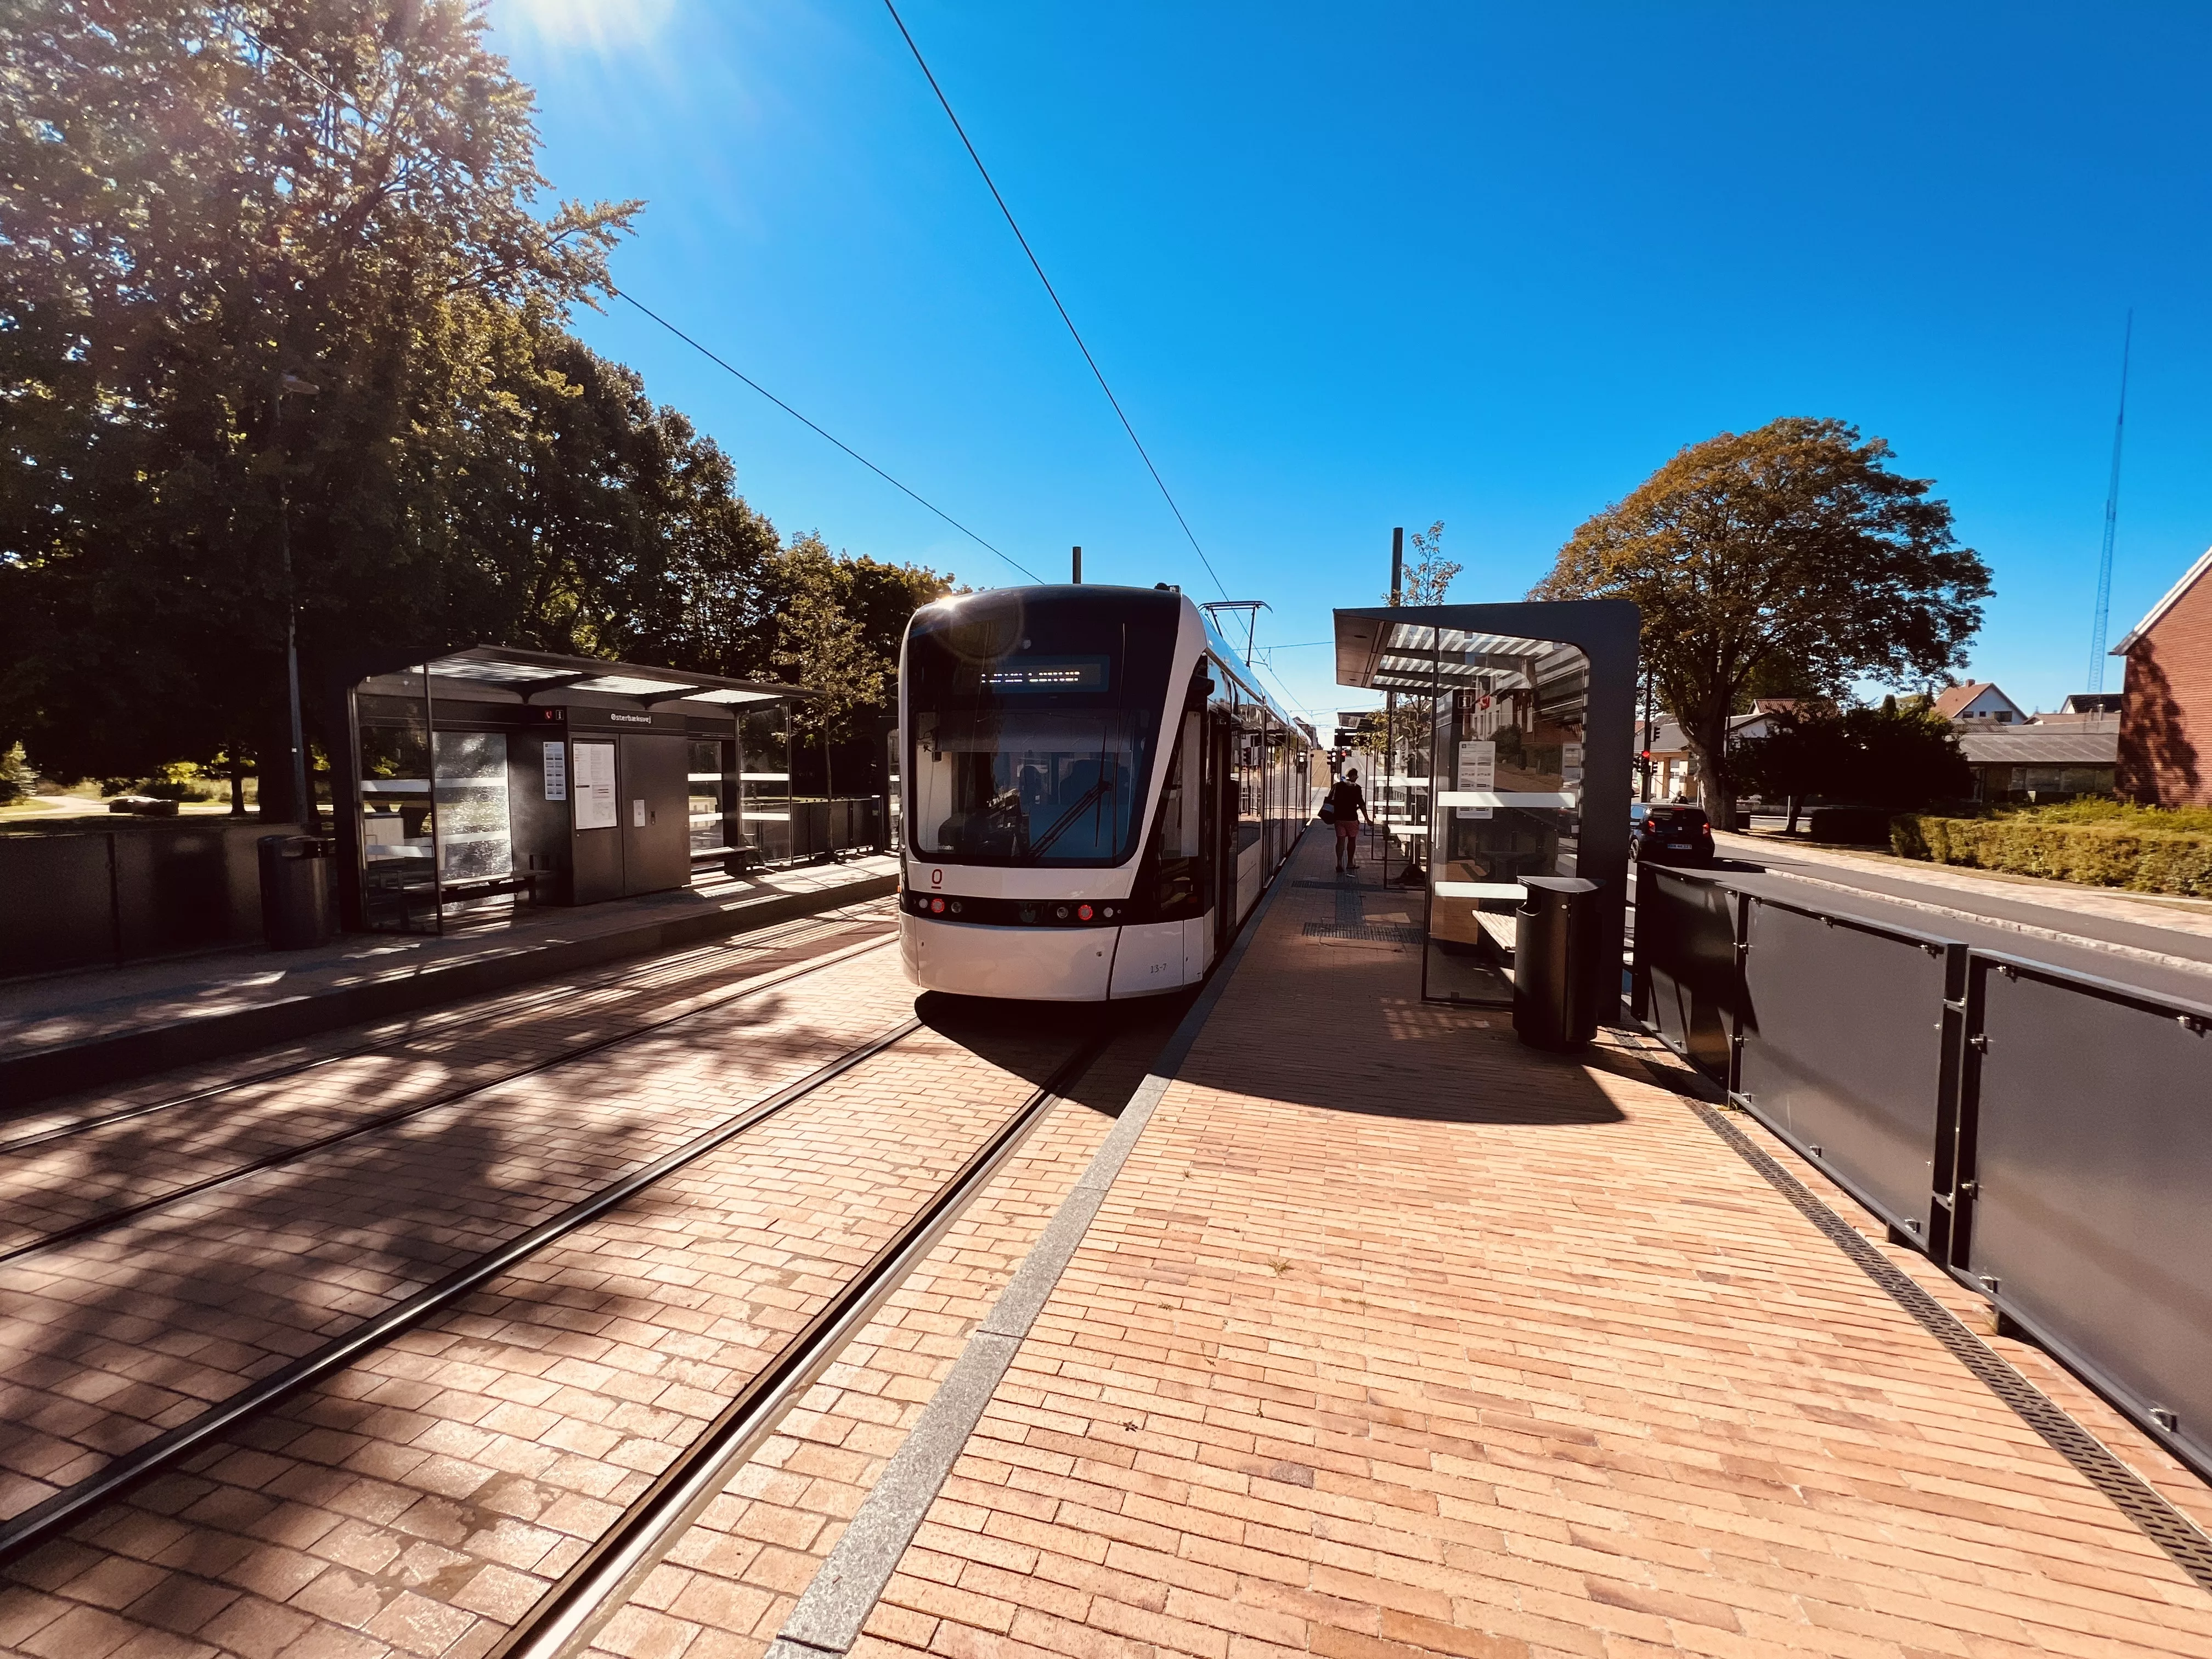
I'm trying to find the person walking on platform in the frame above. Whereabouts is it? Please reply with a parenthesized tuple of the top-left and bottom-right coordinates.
(1328, 768, 1373, 873)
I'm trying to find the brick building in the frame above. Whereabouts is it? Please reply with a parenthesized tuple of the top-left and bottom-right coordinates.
(2114, 545, 2212, 806)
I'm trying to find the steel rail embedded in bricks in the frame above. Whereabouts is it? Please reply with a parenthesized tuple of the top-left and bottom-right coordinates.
(0, 929, 898, 1263)
(0, 907, 884, 1157)
(0, 1012, 924, 1567)
(485, 1031, 1116, 1659)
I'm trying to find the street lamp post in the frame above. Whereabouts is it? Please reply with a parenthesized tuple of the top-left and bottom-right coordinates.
(274, 373, 319, 829)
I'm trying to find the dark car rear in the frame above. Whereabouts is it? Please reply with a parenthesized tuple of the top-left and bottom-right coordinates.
(1629, 802, 1716, 866)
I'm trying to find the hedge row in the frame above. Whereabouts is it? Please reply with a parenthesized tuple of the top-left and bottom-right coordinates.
(1891, 814, 2212, 898)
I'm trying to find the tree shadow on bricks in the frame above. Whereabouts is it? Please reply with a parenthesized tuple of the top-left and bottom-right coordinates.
(0, 936, 904, 1533)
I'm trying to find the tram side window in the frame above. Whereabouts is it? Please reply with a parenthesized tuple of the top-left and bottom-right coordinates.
(1265, 721, 1292, 856)
(1235, 704, 1264, 855)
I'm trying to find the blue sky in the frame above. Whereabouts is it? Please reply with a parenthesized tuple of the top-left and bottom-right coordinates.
(490, 1, 2212, 727)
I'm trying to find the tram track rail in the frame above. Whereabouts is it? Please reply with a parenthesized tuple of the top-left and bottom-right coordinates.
(0, 1011, 933, 1568)
(0, 905, 892, 1157)
(0, 926, 899, 1265)
(487, 1031, 1113, 1659)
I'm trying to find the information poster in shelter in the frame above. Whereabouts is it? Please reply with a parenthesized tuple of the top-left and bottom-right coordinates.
(1456, 740, 1494, 820)
(572, 741, 618, 830)
(542, 743, 568, 802)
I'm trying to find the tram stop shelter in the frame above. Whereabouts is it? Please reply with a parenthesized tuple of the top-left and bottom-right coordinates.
(337, 646, 808, 934)
(1335, 599, 1639, 1017)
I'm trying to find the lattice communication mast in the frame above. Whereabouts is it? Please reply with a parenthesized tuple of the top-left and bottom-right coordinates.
(2088, 311, 2133, 695)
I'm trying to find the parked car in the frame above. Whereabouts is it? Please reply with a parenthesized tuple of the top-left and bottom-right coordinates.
(1629, 802, 1714, 866)
(106, 794, 179, 817)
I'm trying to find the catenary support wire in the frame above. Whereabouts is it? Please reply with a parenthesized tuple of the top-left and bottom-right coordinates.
(882, 0, 1227, 600)
(616, 291, 1039, 583)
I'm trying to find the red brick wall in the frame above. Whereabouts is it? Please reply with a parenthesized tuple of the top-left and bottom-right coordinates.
(2118, 570, 2212, 805)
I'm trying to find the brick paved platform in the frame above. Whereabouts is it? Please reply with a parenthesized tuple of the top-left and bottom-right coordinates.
(0, 939, 915, 1527)
(812, 831, 2212, 1659)
(0, 857, 898, 1109)
(0, 964, 1182, 1659)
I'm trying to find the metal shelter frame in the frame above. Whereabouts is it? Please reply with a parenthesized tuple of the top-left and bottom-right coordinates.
(337, 646, 808, 934)
(1334, 600, 1640, 1020)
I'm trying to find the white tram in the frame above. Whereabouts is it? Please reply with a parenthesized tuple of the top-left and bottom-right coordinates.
(896, 584, 1315, 1001)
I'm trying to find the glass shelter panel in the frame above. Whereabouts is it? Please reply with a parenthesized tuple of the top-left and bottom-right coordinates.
(1413, 632, 1590, 1007)
(434, 732, 512, 881)
(359, 718, 436, 932)
(737, 703, 792, 866)
(689, 738, 738, 855)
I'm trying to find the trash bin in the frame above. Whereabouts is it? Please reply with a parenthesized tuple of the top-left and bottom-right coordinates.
(1513, 875, 1601, 1051)
(258, 834, 332, 950)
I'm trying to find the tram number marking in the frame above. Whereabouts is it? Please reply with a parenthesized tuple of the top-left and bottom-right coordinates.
(930, 868, 943, 888)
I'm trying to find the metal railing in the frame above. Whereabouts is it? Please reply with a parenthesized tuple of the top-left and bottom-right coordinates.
(0, 820, 295, 977)
(1632, 861, 2212, 1477)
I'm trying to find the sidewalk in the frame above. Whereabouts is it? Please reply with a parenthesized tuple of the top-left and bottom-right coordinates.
(0, 855, 896, 1107)
(1718, 829, 2212, 968)
(812, 831, 2212, 1659)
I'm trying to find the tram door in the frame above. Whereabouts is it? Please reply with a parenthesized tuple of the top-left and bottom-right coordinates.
(1207, 708, 1237, 957)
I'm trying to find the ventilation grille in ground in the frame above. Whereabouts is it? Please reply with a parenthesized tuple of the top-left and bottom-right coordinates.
(1300, 922, 1424, 944)
(1688, 1095, 2212, 1596)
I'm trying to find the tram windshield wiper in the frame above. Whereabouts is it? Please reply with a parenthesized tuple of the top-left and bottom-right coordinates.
(1020, 777, 1116, 864)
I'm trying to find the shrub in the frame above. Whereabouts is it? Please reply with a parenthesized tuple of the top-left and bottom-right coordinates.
(1892, 808, 2212, 898)
(0, 742, 30, 805)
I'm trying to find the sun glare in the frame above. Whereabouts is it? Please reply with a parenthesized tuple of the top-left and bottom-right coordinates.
(500, 0, 676, 51)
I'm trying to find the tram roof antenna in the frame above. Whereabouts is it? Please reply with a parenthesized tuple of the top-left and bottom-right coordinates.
(2087, 308, 2133, 695)
(1201, 600, 1271, 663)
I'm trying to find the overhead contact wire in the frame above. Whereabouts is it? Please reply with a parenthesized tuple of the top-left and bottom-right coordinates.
(614, 291, 1039, 582)
(882, 0, 1228, 600)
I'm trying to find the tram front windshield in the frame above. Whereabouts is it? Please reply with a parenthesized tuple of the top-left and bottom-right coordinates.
(906, 591, 1176, 868)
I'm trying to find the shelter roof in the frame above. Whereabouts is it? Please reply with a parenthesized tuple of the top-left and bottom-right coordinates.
(1334, 613, 1579, 695)
(355, 645, 804, 710)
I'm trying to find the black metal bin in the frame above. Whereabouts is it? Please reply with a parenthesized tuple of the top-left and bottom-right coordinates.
(258, 834, 332, 950)
(1514, 875, 1601, 1050)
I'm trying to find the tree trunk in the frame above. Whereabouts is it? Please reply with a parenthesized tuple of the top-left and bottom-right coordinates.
(1785, 794, 1802, 835)
(229, 751, 247, 816)
(254, 709, 301, 823)
(1692, 714, 1736, 831)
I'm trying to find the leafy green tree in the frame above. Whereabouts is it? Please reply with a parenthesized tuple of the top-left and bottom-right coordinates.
(1, 0, 633, 815)
(1728, 712, 1849, 832)
(771, 538, 883, 805)
(1392, 520, 1461, 607)
(1377, 520, 1458, 779)
(1533, 419, 1991, 828)
(1732, 697, 1970, 827)
(766, 536, 951, 786)
(0, 0, 955, 824)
